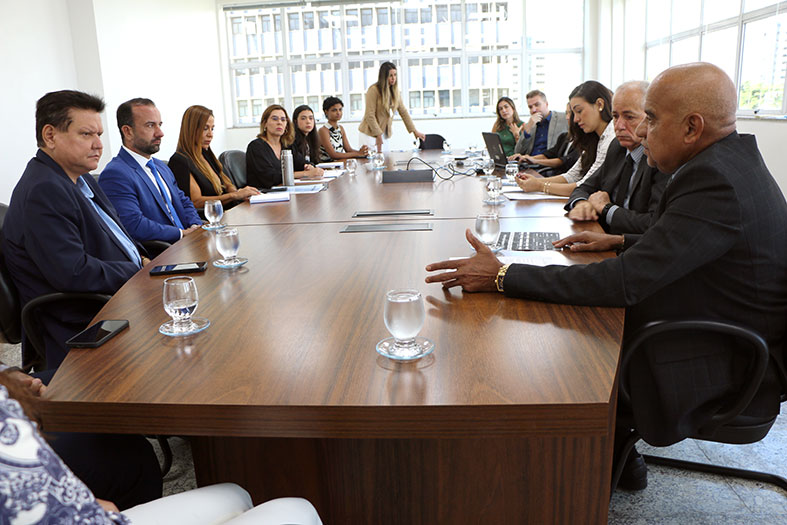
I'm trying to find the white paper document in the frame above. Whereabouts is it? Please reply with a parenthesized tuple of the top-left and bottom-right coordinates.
(316, 161, 343, 169)
(322, 169, 344, 178)
(503, 190, 568, 201)
(250, 192, 290, 204)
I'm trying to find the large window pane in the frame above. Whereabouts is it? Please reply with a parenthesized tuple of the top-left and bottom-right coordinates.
(701, 27, 738, 82)
(670, 36, 699, 66)
(671, 0, 701, 34)
(703, 0, 740, 24)
(744, 0, 780, 12)
(646, 0, 671, 41)
(527, 53, 583, 105)
(646, 43, 670, 80)
(526, 0, 583, 49)
(739, 13, 787, 110)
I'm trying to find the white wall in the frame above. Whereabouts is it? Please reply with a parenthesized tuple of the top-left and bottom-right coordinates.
(0, 0, 79, 203)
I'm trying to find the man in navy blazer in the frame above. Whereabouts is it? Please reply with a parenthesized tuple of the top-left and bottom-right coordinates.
(3, 90, 147, 370)
(100, 98, 201, 244)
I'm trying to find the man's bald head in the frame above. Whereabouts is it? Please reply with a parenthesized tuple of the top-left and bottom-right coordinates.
(637, 62, 737, 173)
(651, 63, 736, 136)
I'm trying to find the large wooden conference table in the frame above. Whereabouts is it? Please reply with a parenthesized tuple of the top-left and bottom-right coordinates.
(41, 152, 623, 524)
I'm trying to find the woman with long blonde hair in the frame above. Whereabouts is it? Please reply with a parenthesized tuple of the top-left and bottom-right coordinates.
(359, 62, 425, 153)
(169, 105, 258, 210)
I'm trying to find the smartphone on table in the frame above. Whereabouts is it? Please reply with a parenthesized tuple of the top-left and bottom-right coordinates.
(66, 319, 129, 348)
(149, 262, 208, 276)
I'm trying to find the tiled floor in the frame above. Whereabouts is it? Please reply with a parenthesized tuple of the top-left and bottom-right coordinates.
(4, 343, 785, 522)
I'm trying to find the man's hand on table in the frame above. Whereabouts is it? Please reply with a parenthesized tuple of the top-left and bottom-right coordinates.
(553, 231, 624, 252)
(568, 200, 598, 221)
(425, 229, 503, 292)
(587, 191, 611, 213)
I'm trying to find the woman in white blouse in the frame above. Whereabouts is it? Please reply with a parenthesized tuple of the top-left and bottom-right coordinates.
(516, 81, 614, 196)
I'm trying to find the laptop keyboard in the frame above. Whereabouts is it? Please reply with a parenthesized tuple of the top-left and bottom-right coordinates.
(496, 231, 559, 251)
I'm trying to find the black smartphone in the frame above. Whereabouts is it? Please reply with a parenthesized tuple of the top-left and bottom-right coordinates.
(66, 319, 129, 348)
(149, 262, 208, 276)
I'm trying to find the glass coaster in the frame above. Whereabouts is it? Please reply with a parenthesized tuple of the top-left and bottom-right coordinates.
(376, 336, 435, 361)
(202, 223, 226, 231)
(483, 197, 506, 205)
(159, 317, 210, 337)
(213, 257, 248, 269)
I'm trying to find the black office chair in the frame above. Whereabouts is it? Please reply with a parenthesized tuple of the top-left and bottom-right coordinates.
(219, 150, 247, 188)
(140, 240, 171, 259)
(611, 319, 787, 494)
(418, 134, 446, 150)
(0, 206, 22, 348)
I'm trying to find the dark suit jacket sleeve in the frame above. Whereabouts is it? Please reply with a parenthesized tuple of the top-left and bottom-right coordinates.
(22, 179, 139, 293)
(99, 164, 181, 244)
(246, 139, 280, 189)
(564, 156, 611, 211)
(160, 163, 201, 227)
(504, 166, 741, 307)
(606, 171, 669, 234)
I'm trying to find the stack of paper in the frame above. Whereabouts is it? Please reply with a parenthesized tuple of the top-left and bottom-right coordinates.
(250, 192, 290, 204)
(322, 169, 344, 178)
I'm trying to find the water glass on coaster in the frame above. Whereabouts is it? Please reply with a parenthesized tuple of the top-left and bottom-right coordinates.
(213, 227, 247, 268)
(159, 276, 210, 336)
(203, 200, 225, 230)
(376, 289, 434, 361)
(372, 152, 385, 170)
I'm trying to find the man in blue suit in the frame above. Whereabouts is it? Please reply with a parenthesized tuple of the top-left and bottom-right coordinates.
(100, 98, 201, 244)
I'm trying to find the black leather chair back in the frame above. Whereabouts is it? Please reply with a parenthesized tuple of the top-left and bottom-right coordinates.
(220, 150, 247, 187)
(0, 204, 22, 344)
(419, 134, 446, 150)
(620, 320, 774, 447)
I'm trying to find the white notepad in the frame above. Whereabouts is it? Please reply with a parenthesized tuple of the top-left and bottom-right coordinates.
(316, 161, 343, 169)
(250, 192, 290, 204)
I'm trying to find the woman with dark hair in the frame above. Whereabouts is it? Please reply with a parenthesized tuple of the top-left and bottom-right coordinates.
(516, 80, 614, 196)
(318, 96, 369, 161)
(169, 105, 259, 210)
(359, 61, 425, 153)
(292, 105, 321, 167)
(492, 97, 524, 157)
(246, 105, 323, 189)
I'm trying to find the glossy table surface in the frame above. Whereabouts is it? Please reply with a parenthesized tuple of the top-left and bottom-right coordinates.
(40, 153, 623, 523)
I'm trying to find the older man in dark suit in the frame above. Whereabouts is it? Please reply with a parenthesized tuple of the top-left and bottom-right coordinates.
(425, 63, 787, 490)
(565, 81, 667, 234)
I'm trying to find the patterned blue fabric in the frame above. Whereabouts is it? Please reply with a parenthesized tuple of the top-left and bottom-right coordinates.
(0, 385, 130, 524)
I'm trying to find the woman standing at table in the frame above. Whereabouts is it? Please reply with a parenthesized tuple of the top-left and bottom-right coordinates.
(492, 97, 524, 157)
(169, 105, 259, 210)
(359, 62, 425, 153)
(246, 105, 323, 189)
(516, 81, 614, 197)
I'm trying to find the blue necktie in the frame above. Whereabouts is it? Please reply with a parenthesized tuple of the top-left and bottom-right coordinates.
(147, 160, 184, 230)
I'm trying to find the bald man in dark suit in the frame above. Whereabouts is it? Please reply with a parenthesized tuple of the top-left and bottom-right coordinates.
(425, 63, 787, 490)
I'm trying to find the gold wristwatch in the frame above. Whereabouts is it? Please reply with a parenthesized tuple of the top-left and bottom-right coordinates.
(496, 264, 511, 293)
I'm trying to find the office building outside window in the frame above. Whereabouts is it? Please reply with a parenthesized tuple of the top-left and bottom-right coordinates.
(223, 1, 584, 127)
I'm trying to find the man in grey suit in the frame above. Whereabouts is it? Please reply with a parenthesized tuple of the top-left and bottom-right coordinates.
(565, 81, 667, 234)
(425, 63, 787, 490)
(511, 90, 567, 158)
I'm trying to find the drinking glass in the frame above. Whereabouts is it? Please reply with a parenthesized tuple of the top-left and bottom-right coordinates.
(482, 157, 496, 177)
(484, 177, 504, 204)
(160, 276, 210, 336)
(204, 200, 224, 230)
(505, 162, 519, 182)
(372, 152, 385, 170)
(214, 227, 247, 268)
(475, 213, 501, 251)
(345, 158, 358, 177)
(376, 289, 434, 361)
